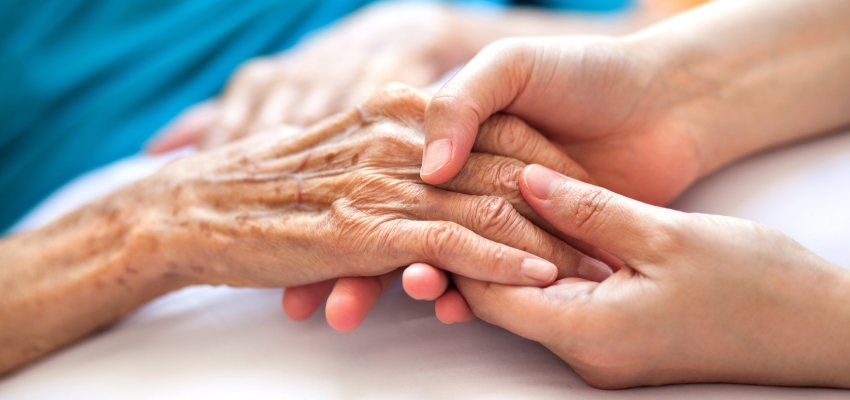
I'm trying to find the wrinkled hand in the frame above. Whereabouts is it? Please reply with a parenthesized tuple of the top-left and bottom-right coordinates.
(402, 35, 700, 320)
(140, 84, 599, 300)
(148, 2, 470, 154)
(421, 36, 705, 206)
(451, 165, 850, 388)
(283, 110, 614, 330)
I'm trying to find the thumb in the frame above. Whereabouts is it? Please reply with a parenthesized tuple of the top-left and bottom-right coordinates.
(421, 39, 535, 184)
(453, 274, 595, 344)
(520, 164, 677, 264)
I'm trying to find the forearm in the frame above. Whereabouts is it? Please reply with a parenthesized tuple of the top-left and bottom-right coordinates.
(796, 266, 850, 387)
(450, 4, 661, 54)
(629, 0, 850, 175)
(0, 186, 188, 375)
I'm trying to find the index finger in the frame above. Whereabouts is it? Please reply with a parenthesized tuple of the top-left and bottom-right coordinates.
(421, 39, 535, 184)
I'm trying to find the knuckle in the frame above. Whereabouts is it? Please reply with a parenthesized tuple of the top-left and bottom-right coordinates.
(568, 187, 613, 233)
(484, 37, 524, 57)
(361, 83, 429, 119)
(487, 114, 526, 152)
(468, 156, 523, 200)
(474, 195, 519, 234)
(427, 86, 488, 130)
(426, 91, 460, 115)
(492, 158, 523, 193)
(423, 222, 466, 261)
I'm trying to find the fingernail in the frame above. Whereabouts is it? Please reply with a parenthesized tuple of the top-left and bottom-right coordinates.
(524, 165, 566, 200)
(421, 139, 452, 176)
(577, 257, 614, 282)
(521, 258, 558, 284)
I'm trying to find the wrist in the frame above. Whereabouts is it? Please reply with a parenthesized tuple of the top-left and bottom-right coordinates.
(756, 260, 850, 388)
(619, 32, 727, 179)
(0, 182, 191, 374)
(795, 263, 850, 387)
(113, 176, 198, 290)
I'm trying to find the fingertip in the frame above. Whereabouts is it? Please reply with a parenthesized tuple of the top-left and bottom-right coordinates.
(435, 288, 476, 324)
(282, 280, 334, 321)
(325, 293, 362, 332)
(421, 106, 480, 185)
(325, 277, 380, 332)
(282, 289, 314, 321)
(402, 263, 449, 300)
(420, 138, 458, 184)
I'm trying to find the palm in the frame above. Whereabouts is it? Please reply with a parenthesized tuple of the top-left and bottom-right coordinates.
(501, 38, 700, 205)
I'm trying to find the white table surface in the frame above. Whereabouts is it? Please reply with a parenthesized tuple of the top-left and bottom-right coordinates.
(1, 128, 849, 399)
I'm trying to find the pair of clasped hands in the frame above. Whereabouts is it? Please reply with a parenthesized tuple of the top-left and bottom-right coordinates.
(151, 1, 850, 388)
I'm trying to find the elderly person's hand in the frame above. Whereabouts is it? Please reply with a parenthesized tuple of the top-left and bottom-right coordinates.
(0, 83, 602, 374)
(148, 84, 583, 288)
(452, 165, 850, 389)
(281, 107, 610, 331)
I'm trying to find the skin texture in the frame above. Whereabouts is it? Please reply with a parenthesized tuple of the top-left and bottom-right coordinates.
(0, 84, 600, 375)
(387, 0, 850, 388)
(413, 0, 850, 311)
(283, 111, 617, 329)
(311, 0, 850, 331)
(146, 1, 660, 154)
(419, 0, 850, 203)
(455, 165, 850, 388)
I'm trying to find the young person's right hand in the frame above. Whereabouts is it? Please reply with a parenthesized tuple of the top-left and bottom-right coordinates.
(421, 0, 850, 207)
(451, 164, 850, 389)
(420, 35, 702, 206)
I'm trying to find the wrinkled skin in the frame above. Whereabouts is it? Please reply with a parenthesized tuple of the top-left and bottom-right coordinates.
(142, 84, 594, 290)
(1, 83, 601, 374)
(279, 105, 615, 330)
(0, 79, 613, 375)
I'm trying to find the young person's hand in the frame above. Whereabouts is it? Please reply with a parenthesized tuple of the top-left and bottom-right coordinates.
(453, 164, 850, 389)
(421, 0, 850, 206)
(420, 35, 700, 206)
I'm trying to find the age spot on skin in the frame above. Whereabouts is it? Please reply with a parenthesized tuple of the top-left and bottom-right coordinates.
(351, 153, 360, 165)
